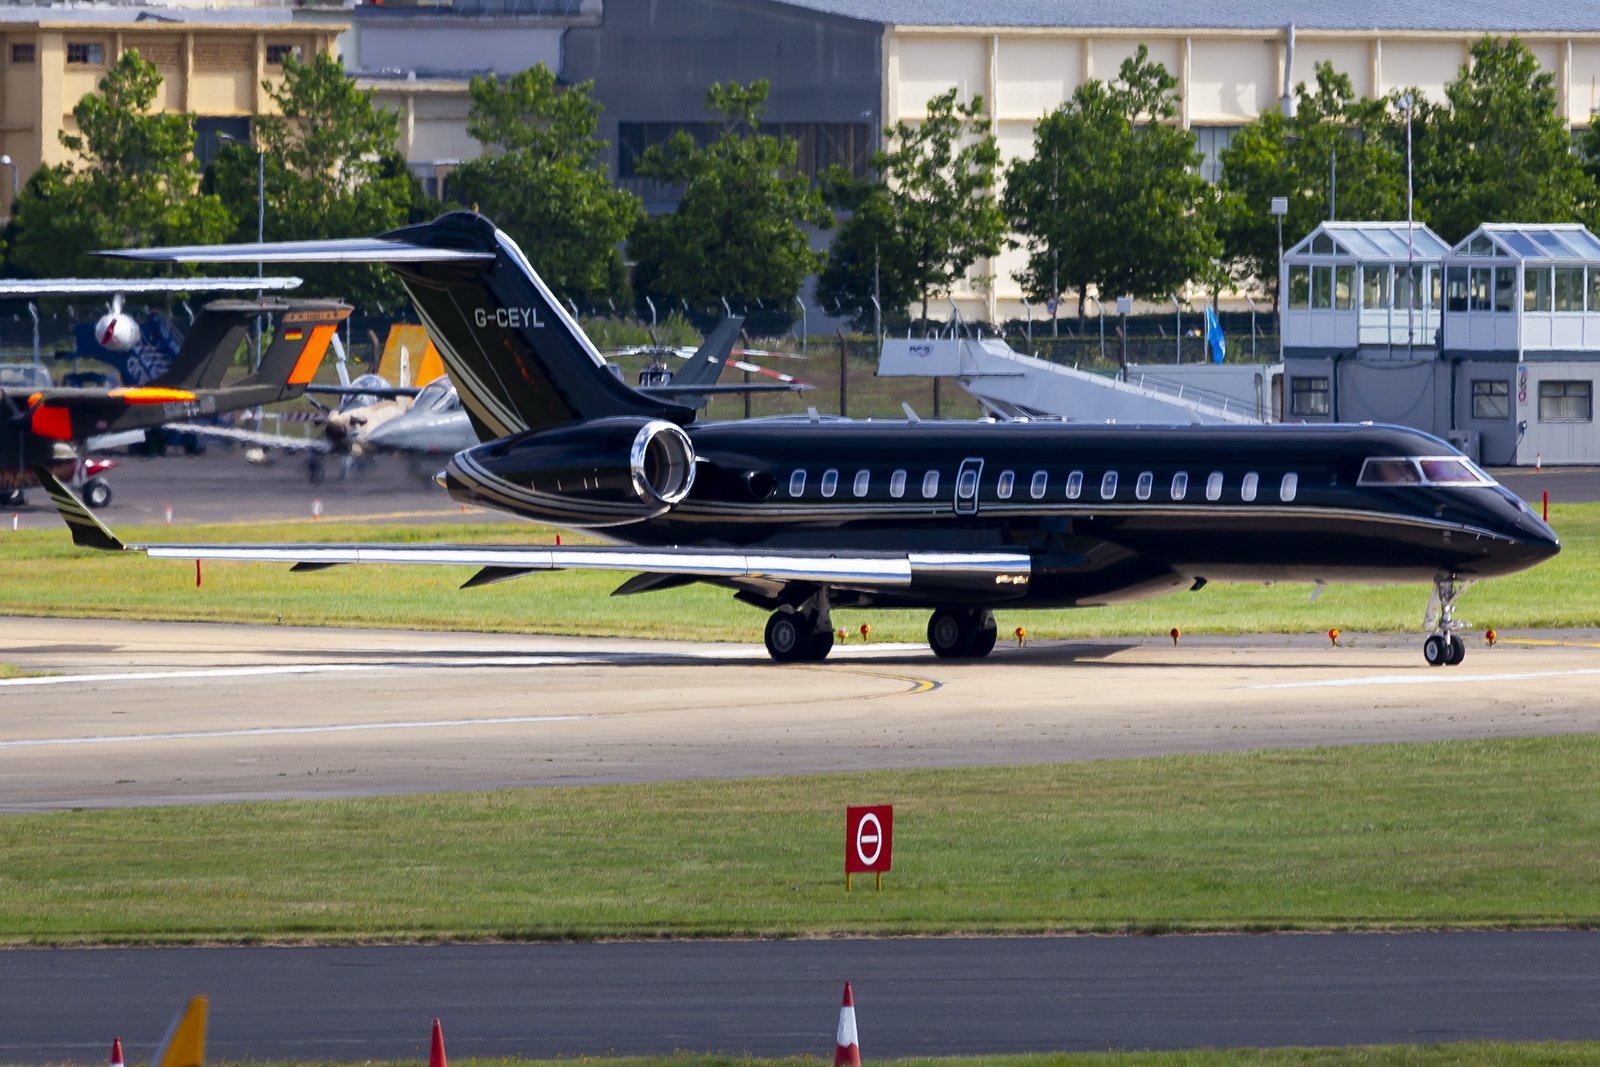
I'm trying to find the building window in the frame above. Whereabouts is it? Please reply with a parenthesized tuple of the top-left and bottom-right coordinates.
(820, 468, 838, 498)
(10, 43, 35, 64)
(1525, 268, 1552, 312)
(617, 121, 871, 180)
(1029, 471, 1047, 499)
(1194, 125, 1240, 184)
(996, 470, 1013, 499)
(921, 470, 939, 498)
(66, 43, 104, 65)
(788, 470, 805, 497)
(1312, 265, 1333, 309)
(1539, 380, 1592, 422)
(1288, 266, 1311, 309)
(1100, 471, 1118, 500)
(1170, 471, 1188, 500)
(1446, 266, 1469, 312)
(1589, 268, 1600, 313)
(1362, 265, 1390, 310)
(1472, 380, 1510, 421)
(1469, 267, 1492, 311)
(1291, 376, 1330, 417)
(1554, 267, 1584, 312)
(889, 469, 906, 498)
(1065, 470, 1083, 499)
(1495, 267, 1516, 313)
(1335, 265, 1355, 310)
(266, 44, 301, 66)
(194, 116, 250, 167)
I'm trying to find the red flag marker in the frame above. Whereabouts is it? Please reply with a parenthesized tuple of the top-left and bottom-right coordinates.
(833, 982, 860, 1067)
(110, 1038, 124, 1067)
(429, 1019, 447, 1067)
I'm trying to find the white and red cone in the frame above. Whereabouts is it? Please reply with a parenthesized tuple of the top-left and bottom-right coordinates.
(833, 981, 860, 1067)
(110, 1038, 124, 1067)
(429, 1019, 448, 1067)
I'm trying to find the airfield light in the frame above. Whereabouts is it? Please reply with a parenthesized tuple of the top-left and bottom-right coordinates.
(1486, 629, 1497, 647)
(1170, 627, 1180, 646)
(860, 623, 870, 642)
(1328, 628, 1340, 647)
(1015, 626, 1026, 647)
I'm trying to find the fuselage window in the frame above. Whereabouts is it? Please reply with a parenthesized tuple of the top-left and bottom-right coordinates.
(957, 468, 978, 500)
(1136, 471, 1153, 500)
(922, 470, 940, 498)
(820, 469, 839, 498)
(1101, 471, 1118, 499)
(853, 470, 870, 497)
(1241, 472, 1259, 502)
(997, 470, 1014, 499)
(1065, 470, 1083, 499)
(1030, 471, 1047, 499)
(889, 469, 907, 498)
(789, 470, 806, 497)
(1171, 472, 1188, 500)
(1205, 471, 1223, 500)
(1280, 472, 1298, 501)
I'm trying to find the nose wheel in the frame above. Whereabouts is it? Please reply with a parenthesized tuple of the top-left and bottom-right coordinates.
(1422, 575, 1472, 667)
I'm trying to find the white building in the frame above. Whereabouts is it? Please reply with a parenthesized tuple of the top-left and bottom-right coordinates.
(1280, 221, 1450, 358)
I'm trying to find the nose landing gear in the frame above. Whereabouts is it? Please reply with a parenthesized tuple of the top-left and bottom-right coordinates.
(1422, 575, 1472, 667)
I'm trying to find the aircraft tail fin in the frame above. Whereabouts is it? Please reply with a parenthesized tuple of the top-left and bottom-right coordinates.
(31, 465, 125, 551)
(244, 301, 353, 399)
(667, 316, 743, 390)
(151, 996, 208, 1067)
(100, 212, 695, 439)
(146, 303, 262, 391)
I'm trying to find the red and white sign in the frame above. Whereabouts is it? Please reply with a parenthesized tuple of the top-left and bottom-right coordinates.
(845, 805, 893, 874)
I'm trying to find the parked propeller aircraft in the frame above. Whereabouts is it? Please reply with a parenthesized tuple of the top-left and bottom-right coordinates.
(1, 278, 348, 506)
(43, 211, 1560, 665)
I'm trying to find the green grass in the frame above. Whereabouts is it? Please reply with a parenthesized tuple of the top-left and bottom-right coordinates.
(0, 504, 1592, 642)
(126, 1051, 1600, 1067)
(5, 737, 1599, 944)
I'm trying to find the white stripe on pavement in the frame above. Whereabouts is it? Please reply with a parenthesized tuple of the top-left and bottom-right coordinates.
(0, 715, 584, 749)
(0, 660, 598, 687)
(1243, 667, 1600, 690)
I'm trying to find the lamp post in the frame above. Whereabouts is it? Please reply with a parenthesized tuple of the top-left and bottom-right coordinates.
(1270, 196, 1289, 346)
(1400, 94, 1415, 357)
(219, 132, 265, 370)
(1116, 295, 1132, 376)
(1171, 293, 1182, 364)
(0, 155, 16, 213)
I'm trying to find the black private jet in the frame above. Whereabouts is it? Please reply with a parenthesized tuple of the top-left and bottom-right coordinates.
(40, 212, 1560, 666)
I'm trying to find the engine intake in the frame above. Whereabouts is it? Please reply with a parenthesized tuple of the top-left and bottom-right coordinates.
(447, 417, 697, 526)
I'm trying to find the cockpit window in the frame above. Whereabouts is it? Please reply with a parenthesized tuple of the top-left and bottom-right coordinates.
(413, 376, 452, 411)
(1359, 456, 1496, 487)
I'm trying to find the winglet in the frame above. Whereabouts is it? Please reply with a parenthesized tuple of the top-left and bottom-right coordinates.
(30, 465, 126, 551)
(151, 996, 207, 1067)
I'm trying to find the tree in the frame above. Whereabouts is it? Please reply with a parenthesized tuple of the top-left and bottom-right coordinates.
(1003, 48, 1218, 329)
(813, 168, 917, 333)
(1418, 36, 1592, 242)
(628, 80, 830, 327)
(820, 88, 1004, 330)
(209, 52, 421, 310)
(1218, 63, 1404, 293)
(450, 63, 641, 306)
(5, 49, 233, 278)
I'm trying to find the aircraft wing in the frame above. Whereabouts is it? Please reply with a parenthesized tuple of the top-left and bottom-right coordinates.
(32, 465, 1031, 591)
(0, 277, 301, 295)
(99, 238, 494, 264)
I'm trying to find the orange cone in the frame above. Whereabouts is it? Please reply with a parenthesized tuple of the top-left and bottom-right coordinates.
(429, 1019, 447, 1067)
(833, 982, 860, 1067)
(110, 1038, 124, 1067)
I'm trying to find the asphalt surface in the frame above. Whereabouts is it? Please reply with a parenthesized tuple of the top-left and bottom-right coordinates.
(5, 933, 1599, 1063)
(6, 617, 1600, 811)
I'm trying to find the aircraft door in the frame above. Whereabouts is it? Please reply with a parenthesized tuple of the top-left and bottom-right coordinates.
(954, 457, 984, 516)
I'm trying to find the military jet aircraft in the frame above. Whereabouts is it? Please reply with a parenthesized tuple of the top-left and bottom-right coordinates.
(44, 212, 1561, 666)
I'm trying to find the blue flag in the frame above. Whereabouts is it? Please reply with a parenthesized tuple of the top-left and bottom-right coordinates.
(1204, 305, 1226, 364)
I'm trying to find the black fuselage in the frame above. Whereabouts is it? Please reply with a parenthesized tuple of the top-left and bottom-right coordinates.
(450, 418, 1559, 611)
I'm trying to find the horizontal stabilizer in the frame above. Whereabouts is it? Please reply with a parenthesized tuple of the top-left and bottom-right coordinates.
(640, 382, 814, 396)
(304, 384, 422, 399)
(31, 465, 125, 551)
(0, 277, 301, 295)
(98, 238, 495, 264)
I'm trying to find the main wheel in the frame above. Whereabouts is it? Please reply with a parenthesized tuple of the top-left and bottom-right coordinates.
(928, 609, 976, 658)
(83, 478, 113, 509)
(1423, 633, 1449, 666)
(1445, 634, 1466, 666)
(764, 611, 805, 662)
(805, 627, 835, 662)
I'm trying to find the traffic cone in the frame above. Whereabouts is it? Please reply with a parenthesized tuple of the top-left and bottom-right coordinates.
(833, 982, 860, 1067)
(110, 1038, 124, 1067)
(429, 1019, 447, 1067)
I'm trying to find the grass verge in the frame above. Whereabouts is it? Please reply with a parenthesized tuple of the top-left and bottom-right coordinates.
(0, 505, 1593, 643)
(77, 1045, 1600, 1067)
(5, 737, 1599, 944)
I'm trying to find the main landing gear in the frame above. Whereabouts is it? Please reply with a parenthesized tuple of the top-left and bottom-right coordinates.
(928, 608, 998, 659)
(1421, 575, 1472, 667)
(764, 608, 834, 662)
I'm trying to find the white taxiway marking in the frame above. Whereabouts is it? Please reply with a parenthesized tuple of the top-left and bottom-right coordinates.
(1244, 667, 1600, 690)
(0, 715, 585, 749)
(0, 660, 596, 687)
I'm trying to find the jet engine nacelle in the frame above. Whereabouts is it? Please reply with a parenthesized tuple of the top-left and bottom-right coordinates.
(448, 416, 696, 526)
(93, 310, 141, 352)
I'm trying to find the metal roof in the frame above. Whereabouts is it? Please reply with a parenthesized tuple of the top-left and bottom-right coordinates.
(1288, 221, 1452, 260)
(1454, 224, 1600, 261)
(765, 0, 1600, 32)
